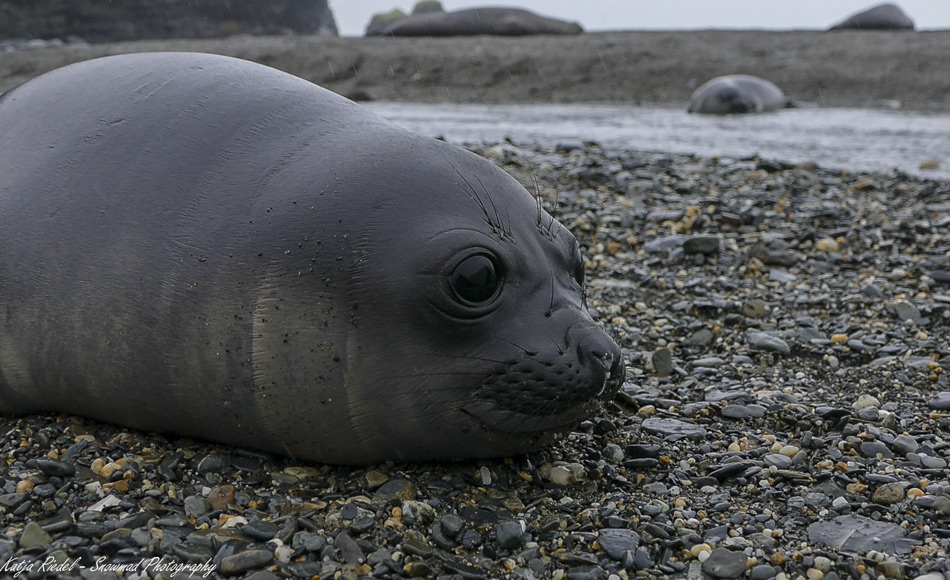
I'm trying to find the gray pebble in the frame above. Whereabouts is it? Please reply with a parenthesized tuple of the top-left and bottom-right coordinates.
(183, 495, 212, 518)
(701, 547, 748, 579)
(597, 528, 640, 560)
(683, 235, 720, 255)
(763, 454, 792, 468)
(892, 301, 921, 323)
(747, 331, 790, 353)
(928, 392, 950, 410)
(495, 520, 526, 551)
(34, 458, 76, 477)
(891, 434, 919, 455)
(859, 441, 893, 459)
(219, 549, 274, 575)
(196, 453, 230, 474)
(751, 564, 777, 580)
(334, 531, 364, 563)
(18, 521, 51, 551)
(652, 348, 675, 377)
(641, 417, 707, 439)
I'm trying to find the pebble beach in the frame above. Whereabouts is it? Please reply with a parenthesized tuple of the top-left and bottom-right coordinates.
(2, 32, 950, 580)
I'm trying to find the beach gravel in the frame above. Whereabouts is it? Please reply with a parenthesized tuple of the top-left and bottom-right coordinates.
(2, 137, 949, 578)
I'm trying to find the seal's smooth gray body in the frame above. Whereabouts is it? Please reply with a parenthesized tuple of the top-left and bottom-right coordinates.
(829, 3, 914, 30)
(687, 74, 792, 115)
(372, 7, 583, 36)
(0, 53, 622, 464)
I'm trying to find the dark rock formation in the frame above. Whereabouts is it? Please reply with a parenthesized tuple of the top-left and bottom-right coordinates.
(0, 0, 338, 43)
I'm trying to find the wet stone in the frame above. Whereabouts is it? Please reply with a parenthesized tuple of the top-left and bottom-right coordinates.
(641, 417, 707, 439)
(244, 571, 280, 580)
(928, 392, 950, 410)
(892, 301, 921, 323)
(652, 348, 675, 377)
(219, 548, 274, 575)
(701, 547, 748, 579)
(872, 482, 907, 505)
(859, 441, 894, 459)
(18, 521, 52, 551)
(374, 478, 416, 505)
(597, 528, 640, 560)
(742, 299, 768, 319)
(807, 515, 916, 554)
(626, 444, 660, 459)
(334, 531, 364, 563)
(763, 454, 793, 469)
(685, 328, 715, 346)
(683, 235, 720, 255)
(184, 495, 212, 518)
(0, 493, 28, 509)
(34, 458, 76, 477)
(693, 356, 725, 368)
(402, 534, 434, 557)
(747, 331, 790, 354)
(751, 564, 778, 580)
(209, 484, 236, 510)
(495, 520, 525, 551)
(197, 453, 230, 474)
(242, 520, 279, 541)
(721, 404, 753, 419)
(441, 514, 464, 538)
(919, 454, 948, 469)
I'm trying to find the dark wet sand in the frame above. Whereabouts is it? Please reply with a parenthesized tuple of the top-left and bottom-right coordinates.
(2, 30, 949, 111)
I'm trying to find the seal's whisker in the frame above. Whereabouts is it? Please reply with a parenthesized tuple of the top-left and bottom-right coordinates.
(489, 335, 537, 357)
(474, 172, 511, 239)
(453, 167, 498, 235)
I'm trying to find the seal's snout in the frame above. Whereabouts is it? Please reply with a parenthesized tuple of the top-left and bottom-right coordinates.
(575, 327, 625, 399)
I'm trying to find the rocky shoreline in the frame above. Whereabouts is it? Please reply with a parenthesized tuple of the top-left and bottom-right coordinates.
(2, 31, 950, 111)
(2, 140, 949, 579)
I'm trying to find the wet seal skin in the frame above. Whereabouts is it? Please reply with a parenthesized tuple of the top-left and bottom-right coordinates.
(687, 74, 796, 115)
(0, 52, 623, 464)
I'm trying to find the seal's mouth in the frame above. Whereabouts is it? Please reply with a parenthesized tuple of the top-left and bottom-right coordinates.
(462, 399, 599, 434)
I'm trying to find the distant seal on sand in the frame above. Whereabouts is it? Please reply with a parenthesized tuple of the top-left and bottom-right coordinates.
(687, 74, 794, 115)
(370, 7, 583, 36)
(0, 52, 623, 464)
(829, 3, 914, 30)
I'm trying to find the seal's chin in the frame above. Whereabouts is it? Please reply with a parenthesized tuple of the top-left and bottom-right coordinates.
(462, 401, 598, 434)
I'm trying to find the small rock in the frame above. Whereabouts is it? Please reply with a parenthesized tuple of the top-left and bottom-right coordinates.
(683, 235, 720, 255)
(652, 348, 674, 377)
(34, 458, 76, 478)
(747, 331, 790, 354)
(218, 549, 274, 576)
(18, 521, 52, 551)
(641, 417, 707, 439)
(701, 547, 748, 579)
(872, 482, 907, 505)
(495, 520, 525, 551)
(814, 238, 839, 253)
(598, 528, 640, 560)
(374, 479, 416, 505)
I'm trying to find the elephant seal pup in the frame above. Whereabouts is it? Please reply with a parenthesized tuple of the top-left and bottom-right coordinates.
(0, 53, 623, 465)
(372, 7, 583, 36)
(687, 74, 794, 115)
(829, 3, 914, 30)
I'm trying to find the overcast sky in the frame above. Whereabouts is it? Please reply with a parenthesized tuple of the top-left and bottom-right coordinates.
(330, 1, 950, 36)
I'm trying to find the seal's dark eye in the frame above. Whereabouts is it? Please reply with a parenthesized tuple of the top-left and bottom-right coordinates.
(451, 254, 502, 304)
